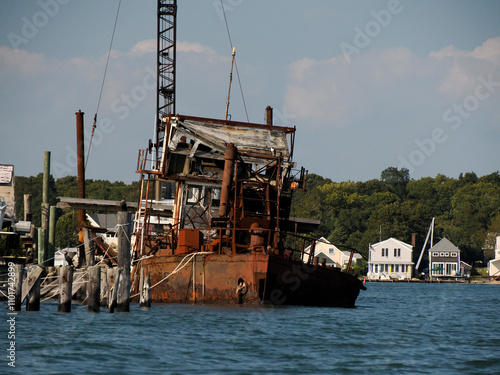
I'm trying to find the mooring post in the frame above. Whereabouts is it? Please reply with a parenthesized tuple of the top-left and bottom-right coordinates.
(100, 267, 108, 307)
(24, 194, 32, 222)
(87, 265, 101, 313)
(139, 268, 152, 308)
(58, 265, 73, 313)
(116, 211, 130, 312)
(25, 265, 43, 311)
(37, 227, 46, 266)
(42, 151, 50, 261)
(108, 267, 120, 313)
(47, 205, 56, 267)
(139, 267, 144, 303)
(26, 275, 41, 311)
(14, 264, 24, 311)
(83, 227, 95, 267)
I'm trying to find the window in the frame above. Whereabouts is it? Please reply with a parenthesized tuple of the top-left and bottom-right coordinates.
(394, 248, 401, 257)
(451, 252, 458, 257)
(380, 264, 385, 272)
(440, 252, 445, 257)
(329, 248, 334, 254)
(395, 264, 399, 272)
(401, 265, 406, 273)
(446, 263, 458, 275)
(382, 248, 389, 257)
(432, 262, 444, 276)
(445, 252, 449, 257)
(187, 186, 200, 203)
(432, 252, 439, 257)
(375, 264, 378, 273)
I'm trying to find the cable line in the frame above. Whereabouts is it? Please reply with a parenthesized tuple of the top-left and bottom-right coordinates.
(86, 0, 122, 170)
(219, 0, 249, 123)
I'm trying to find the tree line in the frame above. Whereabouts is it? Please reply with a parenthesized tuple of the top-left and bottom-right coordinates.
(8, 168, 500, 268)
(291, 167, 500, 268)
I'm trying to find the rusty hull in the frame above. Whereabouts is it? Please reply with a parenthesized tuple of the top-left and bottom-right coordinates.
(133, 252, 365, 307)
(135, 252, 269, 305)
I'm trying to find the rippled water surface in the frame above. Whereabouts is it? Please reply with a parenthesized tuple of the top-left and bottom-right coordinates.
(2, 283, 499, 374)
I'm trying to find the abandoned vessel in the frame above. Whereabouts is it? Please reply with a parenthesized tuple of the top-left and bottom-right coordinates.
(128, 1, 365, 307)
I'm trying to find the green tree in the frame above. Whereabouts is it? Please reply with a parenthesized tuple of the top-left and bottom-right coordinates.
(380, 167, 410, 199)
(55, 211, 79, 248)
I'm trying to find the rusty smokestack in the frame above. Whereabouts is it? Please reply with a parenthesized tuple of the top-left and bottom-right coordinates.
(266, 106, 273, 126)
(76, 110, 86, 228)
(219, 143, 237, 218)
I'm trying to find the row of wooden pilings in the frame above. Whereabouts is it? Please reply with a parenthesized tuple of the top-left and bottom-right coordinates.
(9, 212, 151, 313)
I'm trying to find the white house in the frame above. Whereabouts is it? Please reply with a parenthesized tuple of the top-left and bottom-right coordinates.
(367, 237, 413, 280)
(488, 236, 500, 279)
(303, 237, 362, 269)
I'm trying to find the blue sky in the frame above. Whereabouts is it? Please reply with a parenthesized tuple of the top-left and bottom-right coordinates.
(1, 0, 499, 183)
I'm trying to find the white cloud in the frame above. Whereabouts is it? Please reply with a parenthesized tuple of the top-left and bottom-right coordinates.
(129, 39, 156, 56)
(429, 36, 500, 98)
(284, 37, 500, 128)
(0, 39, 234, 181)
(0, 46, 49, 77)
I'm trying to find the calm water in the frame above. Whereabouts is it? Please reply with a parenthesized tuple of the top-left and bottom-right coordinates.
(2, 283, 499, 374)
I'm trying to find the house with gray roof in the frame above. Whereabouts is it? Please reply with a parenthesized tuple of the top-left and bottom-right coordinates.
(428, 238, 471, 280)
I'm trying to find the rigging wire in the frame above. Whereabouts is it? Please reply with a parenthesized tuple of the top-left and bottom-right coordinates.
(219, 0, 250, 123)
(85, 0, 122, 170)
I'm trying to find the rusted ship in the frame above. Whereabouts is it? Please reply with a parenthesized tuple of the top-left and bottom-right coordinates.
(128, 1, 365, 307)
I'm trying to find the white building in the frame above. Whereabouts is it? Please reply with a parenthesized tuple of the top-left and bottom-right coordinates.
(488, 236, 500, 279)
(303, 237, 362, 269)
(367, 237, 413, 280)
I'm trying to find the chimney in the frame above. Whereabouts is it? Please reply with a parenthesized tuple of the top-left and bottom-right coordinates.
(266, 106, 273, 126)
(412, 233, 416, 248)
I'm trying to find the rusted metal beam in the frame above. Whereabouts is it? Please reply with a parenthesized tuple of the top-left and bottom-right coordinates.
(219, 144, 237, 218)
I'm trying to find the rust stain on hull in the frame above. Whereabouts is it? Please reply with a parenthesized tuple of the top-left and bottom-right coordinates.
(133, 252, 365, 307)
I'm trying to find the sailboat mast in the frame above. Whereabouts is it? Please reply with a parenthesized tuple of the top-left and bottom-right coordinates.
(415, 217, 434, 271)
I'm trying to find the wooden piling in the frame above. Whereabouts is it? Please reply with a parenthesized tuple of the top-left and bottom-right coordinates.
(100, 267, 109, 307)
(87, 265, 101, 313)
(26, 275, 41, 311)
(14, 264, 24, 311)
(139, 268, 151, 308)
(83, 227, 94, 267)
(116, 211, 130, 312)
(48, 205, 56, 267)
(23, 265, 43, 311)
(24, 194, 32, 222)
(42, 151, 50, 260)
(37, 227, 46, 266)
(58, 265, 73, 313)
(108, 267, 120, 313)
